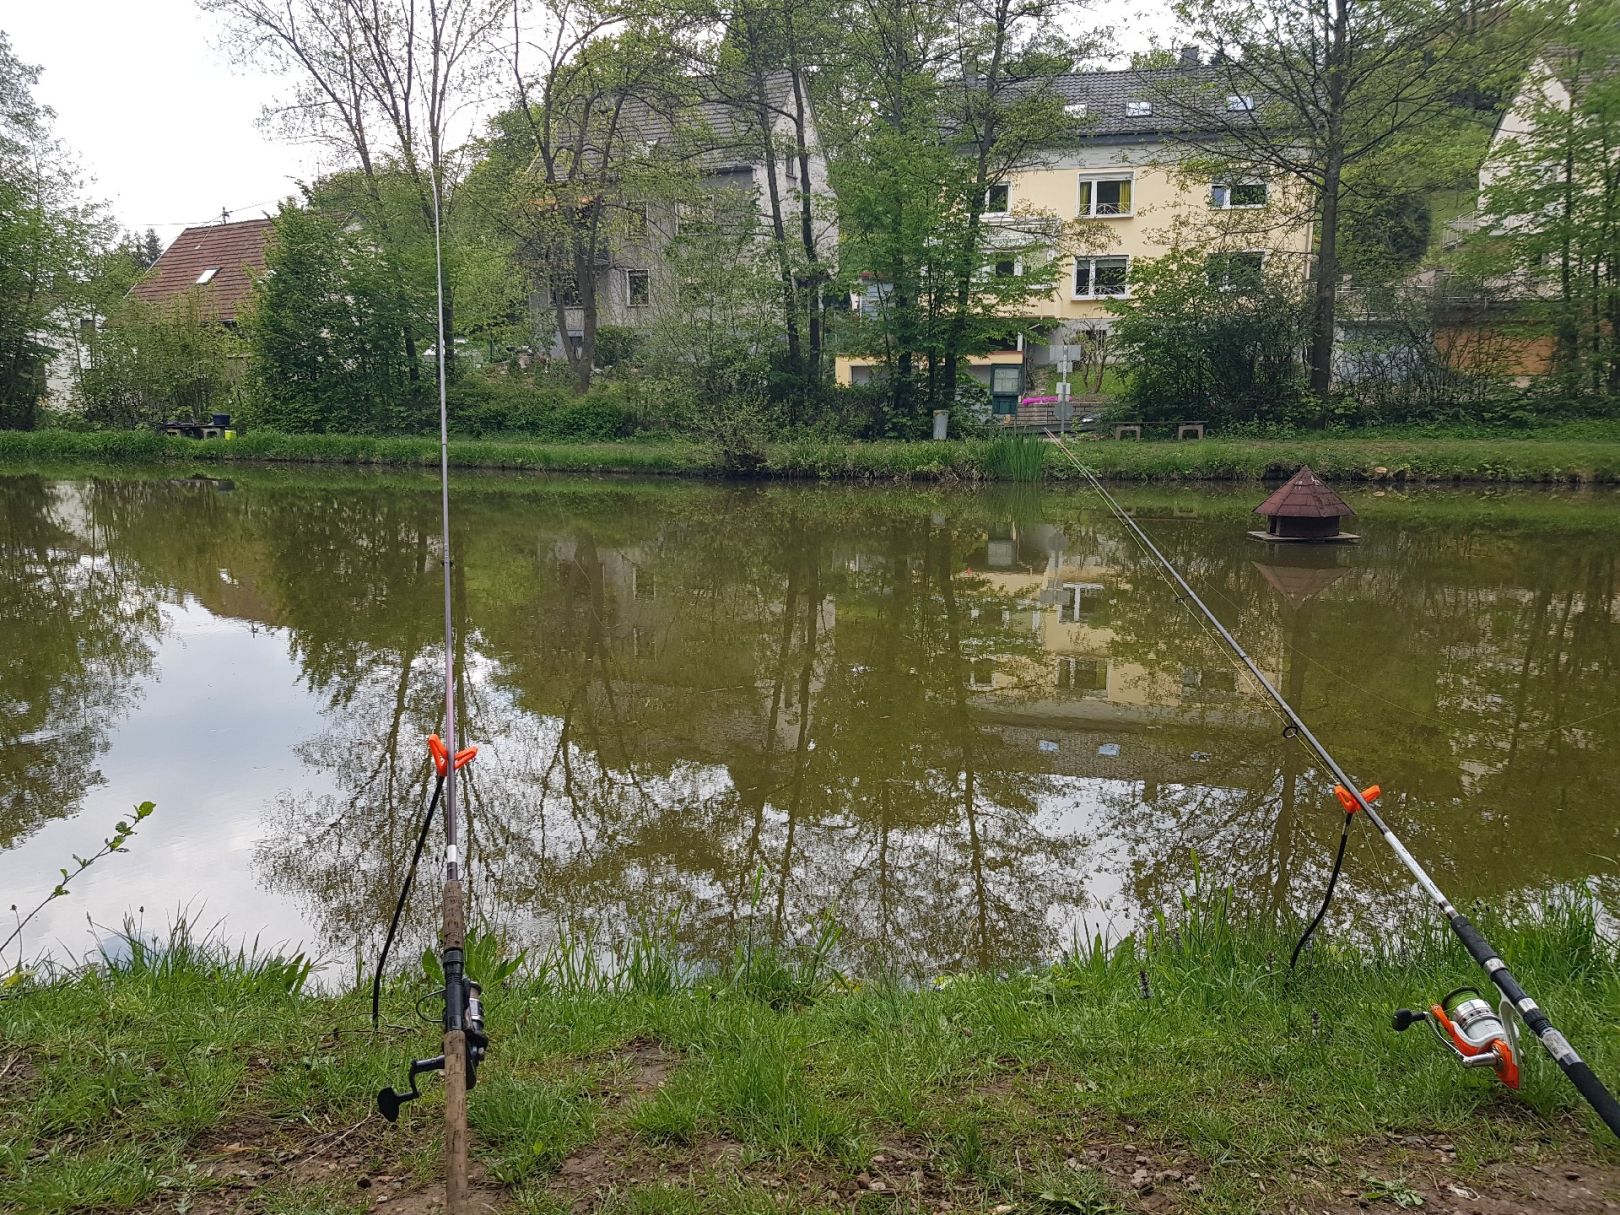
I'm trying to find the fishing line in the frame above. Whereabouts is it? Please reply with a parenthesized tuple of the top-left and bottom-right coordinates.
(1047, 432, 1620, 1140)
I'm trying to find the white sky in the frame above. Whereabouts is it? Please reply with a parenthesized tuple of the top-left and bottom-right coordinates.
(6, 1, 321, 247)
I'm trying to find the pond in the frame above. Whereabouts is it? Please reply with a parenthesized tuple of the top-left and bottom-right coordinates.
(1, 470, 1616, 980)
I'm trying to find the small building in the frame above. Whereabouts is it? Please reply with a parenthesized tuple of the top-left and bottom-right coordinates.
(1250, 466, 1357, 543)
(129, 217, 274, 325)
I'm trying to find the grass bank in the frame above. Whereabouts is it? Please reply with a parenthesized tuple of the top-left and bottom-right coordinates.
(6, 427, 1620, 483)
(4, 898, 1619, 1214)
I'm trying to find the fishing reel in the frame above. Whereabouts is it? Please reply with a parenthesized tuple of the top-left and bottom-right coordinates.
(1392, 986, 1520, 1089)
(378, 978, 489, 1121)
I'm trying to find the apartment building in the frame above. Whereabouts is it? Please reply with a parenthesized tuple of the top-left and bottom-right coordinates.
(836, 56, 1314, 407)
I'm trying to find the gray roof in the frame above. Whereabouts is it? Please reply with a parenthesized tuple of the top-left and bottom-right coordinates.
(1047, 66, 1249, 139)
(620, 71, 803, 172)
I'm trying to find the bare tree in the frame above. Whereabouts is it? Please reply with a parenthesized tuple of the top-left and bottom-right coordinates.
(200, 0, 506, 375)
(496, 0, 689, 390)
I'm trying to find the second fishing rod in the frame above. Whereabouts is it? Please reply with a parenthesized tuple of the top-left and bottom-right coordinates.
(1046, 432, 1620, 1140)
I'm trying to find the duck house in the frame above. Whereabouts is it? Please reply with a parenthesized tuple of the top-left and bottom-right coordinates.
(1248, 467, 1358, 543)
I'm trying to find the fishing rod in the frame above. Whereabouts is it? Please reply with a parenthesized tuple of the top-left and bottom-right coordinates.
(374, 142, 486, 1215)
(1045, 431, 1620, 1140)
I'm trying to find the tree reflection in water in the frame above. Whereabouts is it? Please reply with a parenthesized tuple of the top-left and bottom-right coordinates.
(2, 474, 1615, 975)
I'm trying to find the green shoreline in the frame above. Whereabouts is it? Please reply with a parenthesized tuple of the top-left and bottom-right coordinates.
(6, 427, 1620, 483)
(4, 902, 1619, 1214)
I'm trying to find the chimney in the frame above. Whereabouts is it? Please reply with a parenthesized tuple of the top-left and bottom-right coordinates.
(1179, 45, 1201, 68)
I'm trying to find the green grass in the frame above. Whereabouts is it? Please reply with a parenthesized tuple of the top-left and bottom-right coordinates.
(4, 897, 1619, 1214)
(5, 425, 1620, 482)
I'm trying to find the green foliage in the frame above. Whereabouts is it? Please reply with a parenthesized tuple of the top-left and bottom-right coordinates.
(242, 204, 427, 434)
(2, 802, 155, 980)
(983, 433, 1049, 481)
(0, 32, 115, 428)
(1108, 249, 1309, 425)
(76, 294, 244, 427)
(1463, 3, 1620, 402)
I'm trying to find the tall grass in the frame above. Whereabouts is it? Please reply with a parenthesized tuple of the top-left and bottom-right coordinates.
(983, 434, 1050, 482)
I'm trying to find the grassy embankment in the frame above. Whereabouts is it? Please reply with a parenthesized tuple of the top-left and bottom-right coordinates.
(5, 425, 1620, 482)
(4, 897, 1619, 1214)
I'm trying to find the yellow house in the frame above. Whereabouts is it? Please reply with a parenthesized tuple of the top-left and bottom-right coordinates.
(835, 60, 1315, 406)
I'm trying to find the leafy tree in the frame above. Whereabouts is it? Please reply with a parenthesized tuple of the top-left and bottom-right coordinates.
(138, 228, 163, 269)
(1464, 6, 1620, 400)
(1107, 246, 1308, 423)
(0, 32, 113, 426)
(240, 204, 424, 433)
(1154, 0, 1527, 402)
(830, 0, 1085, 432)
(77, 293, 244, 427)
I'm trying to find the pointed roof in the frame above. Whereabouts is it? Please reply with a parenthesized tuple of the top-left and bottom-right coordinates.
(129, 217, 274, 323)
(1252, 560, 1349, 608)
(1254, 466, 1354, 519)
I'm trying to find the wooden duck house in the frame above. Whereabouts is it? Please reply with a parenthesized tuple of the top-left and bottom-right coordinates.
(1249, 467, 1358, 543)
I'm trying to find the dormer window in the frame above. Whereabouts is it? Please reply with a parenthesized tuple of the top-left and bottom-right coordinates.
(196, 267, 219, 284)
(1126, 100, 1151, 117)
(1226, 94, 1254, 112)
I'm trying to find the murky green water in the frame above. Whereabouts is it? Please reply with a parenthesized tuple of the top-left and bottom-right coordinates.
(1, 470, 1616, 978)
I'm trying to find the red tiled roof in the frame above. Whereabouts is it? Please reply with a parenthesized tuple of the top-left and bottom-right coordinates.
(129, 218, 274, 323)
(1253, 466, 1354, 519)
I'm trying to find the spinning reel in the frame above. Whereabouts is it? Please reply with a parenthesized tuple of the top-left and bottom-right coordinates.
(1393, 986, 1520, 1089)
(378, 977, 489, 1121)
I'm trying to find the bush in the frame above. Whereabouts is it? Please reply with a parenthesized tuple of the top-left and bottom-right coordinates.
(446, 372, 633, 440)
(1108, 249, 1310, 427)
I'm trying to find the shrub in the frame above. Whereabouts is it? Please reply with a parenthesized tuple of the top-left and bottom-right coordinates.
(1108, 248, 1310, 427)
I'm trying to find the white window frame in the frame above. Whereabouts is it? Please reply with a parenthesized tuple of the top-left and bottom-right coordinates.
(1226, 94, 1255, 112)
(1073, 254, 1130, 300)
(1210, 179, 1268, 210)
(1077, 172, 1135, 218)
(1064, 102, 1089, 118)
(983, 182, 1011, 216)
(625, 268, 651, 308)
(1207, 249, 1267, 290)
(195, 267, 220, 285)
(989, 255, 1023, 279)
(1125, 99, 1152, 117)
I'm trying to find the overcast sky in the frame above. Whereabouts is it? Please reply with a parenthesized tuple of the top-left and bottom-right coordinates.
(8, 2, 1172, 255)
(7, 2, 320, 247)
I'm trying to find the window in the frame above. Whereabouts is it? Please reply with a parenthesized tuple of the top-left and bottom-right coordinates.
(195, 267, 219, 285)
(1126, 100, 1151, 117)
(626, 203, 649, 238)
(1210, 180, 1267, 209)
(1077, 175, 1133, 217)
(969, 658, 996, 688)
(1226, 94, 1255, 112)
(1064, 102, 1089, 118)
(993, 258, 1018, 278)
(1056, 656, 1107, 693)
(634, 565, 655, 601)
(1206, 250, 1265, 289)
(626, 268, 651, 307)
(985, 183, 1010, 214)
(1074, 255, 1129, 298)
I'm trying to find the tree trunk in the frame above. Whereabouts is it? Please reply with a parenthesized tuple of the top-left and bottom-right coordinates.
(1307, 0, 1350, 408)
(786, 63, 824, 385)
(748, 72, 804, 421)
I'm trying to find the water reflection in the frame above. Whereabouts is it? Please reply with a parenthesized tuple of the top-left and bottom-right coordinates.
(1, 474, 1616, 976)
